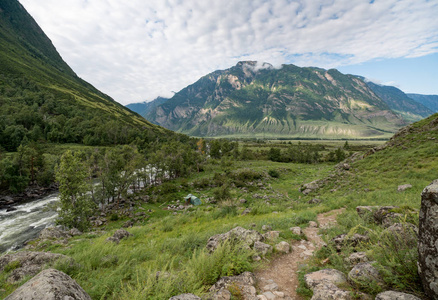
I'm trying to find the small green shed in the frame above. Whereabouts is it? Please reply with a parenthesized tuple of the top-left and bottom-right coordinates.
(184, 194, 202, 206)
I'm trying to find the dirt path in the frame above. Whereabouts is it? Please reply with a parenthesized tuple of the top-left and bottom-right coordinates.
(254, 208, 345, 299)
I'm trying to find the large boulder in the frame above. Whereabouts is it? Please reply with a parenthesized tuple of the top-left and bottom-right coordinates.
(418, 180, 438, 299)
(206, 227, 264, 253)
(4, 268, 91, 300)
(375, 291, 421, 300)
(0, 251, 74, 283)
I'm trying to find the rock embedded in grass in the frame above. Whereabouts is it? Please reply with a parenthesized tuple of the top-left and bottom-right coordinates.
(304, 268, 348, 289)
(345, 252, 369, 266)
(254, 241, 273, 256)
(106, 229, 133, 244)
(4, 268, 91, 300)
(290, 226, 302, 235)
(275, 241, 290, 254)
(348, 262, 382, 286)
(397, 184, 413, 192)
(206, 226, 264, 253)
(0, 251, 75, 283)
(168, 293, 201, 300)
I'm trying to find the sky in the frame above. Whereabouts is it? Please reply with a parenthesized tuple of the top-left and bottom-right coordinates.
(19, 0, 438, 105)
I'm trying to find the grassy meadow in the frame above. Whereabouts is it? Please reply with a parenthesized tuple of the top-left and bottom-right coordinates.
(1, 115, 437, 299)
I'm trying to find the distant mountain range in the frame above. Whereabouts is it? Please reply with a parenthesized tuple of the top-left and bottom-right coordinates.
(406, 94, 438, 113)
(128, 61, 434, 139)
(126, 97, 169, 118)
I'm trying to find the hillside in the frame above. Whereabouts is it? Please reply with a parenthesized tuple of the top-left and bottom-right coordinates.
(366, 82, 433, 122)
(407, 93, 438, 113)
(2, 113, 437, 299)
(145, 61, 407, 139)
(126, 97, 169, 117)
(0, 0, 169, 152)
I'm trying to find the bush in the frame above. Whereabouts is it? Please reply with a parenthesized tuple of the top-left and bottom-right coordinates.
(268, 169, 280, 178)
(213, 185, 231, 202)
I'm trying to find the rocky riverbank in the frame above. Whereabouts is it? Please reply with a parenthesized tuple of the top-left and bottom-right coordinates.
(0, 184, 58, 211)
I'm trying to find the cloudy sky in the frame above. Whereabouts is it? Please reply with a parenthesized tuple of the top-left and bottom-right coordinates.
(19, 0, 438, 105)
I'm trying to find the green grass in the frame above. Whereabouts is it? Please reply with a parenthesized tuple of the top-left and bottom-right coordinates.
(2, 115, 438, 299)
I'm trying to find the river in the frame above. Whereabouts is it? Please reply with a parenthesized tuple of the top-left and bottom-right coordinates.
(0, 193, 59, 253)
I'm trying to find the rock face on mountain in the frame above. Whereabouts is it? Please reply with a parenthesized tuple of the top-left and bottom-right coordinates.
(145, 61, 406, 139)
(418, 180, 438, 299)
(4, 268, 91, 300)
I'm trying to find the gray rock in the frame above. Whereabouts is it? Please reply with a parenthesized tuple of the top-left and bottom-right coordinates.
(356, 206, 379, 218)
(254, 241, 273, 256)
(210, 272, 257, 300)
(309, 221, 318, 228)
(263, 231, 280, 241)
(69, 228, 82, 236)
(348, 262, 382, 285)
(383, 223, 418, 246)
(0, 251, 74, 283)
(262, 282, 278, 291)
(106, 229, 133, 244)
(275, 241, 290, 254)
(418, 180, 438, 299)
(262, 291, 276, 300)
(290, 227, 302, 235)
(39, 227, 71, 240)
(169, 293, 201, 300)
(373, 206, 398, 224)
(4, 268, 91, 300)
(242, 208, 251, 215)
(311, 282, 353, 300)
(308, 198, 322, 204)
(375, 291, 421, 300)
(211, 289, 231, 300)
(341, 163, 351, 171)
(304, 269, 348, 289)
(345, 252, 368, 265)
(206, 227, 264, 253)
(331, 234, 369, 251)
(261, 225, 272, 232)
(398, 184, 413, 192)
(301, 180, 321, 195)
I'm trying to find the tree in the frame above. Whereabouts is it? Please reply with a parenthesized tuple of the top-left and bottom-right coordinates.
(55, 150, 94, 230)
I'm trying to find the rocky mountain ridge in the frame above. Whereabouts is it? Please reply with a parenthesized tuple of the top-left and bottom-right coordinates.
(144, 61, 408, 139)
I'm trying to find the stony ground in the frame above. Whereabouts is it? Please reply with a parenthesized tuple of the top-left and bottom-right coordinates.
(254, 208, 345, 299)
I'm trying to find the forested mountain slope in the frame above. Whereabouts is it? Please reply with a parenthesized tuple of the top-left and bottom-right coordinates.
(0, 0, 170, 152)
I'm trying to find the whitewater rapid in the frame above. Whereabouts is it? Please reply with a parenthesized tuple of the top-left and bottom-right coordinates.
(0, 193, 59, 253)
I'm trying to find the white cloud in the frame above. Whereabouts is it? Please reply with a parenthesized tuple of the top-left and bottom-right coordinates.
(18, 0, 438, 105)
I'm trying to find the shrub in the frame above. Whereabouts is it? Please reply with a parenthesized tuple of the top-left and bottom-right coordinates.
(268, 169, 280, 178)
(213, 185, 231, 202)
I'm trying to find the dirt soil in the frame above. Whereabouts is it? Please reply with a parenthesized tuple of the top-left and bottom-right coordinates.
(254, 208, 345, 299)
